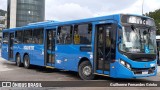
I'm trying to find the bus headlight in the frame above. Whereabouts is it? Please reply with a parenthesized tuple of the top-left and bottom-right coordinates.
(150, 63, 156, 67)
(126, 63, 131, 70)
(120, 60, 125, 66)
(120, 60, 131, 70)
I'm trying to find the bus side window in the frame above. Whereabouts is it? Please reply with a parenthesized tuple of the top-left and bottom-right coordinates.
(15, 31, 23, 44)
(57, 26, 72, 44)
(88, 24, 92, 43)
(2, 32, 9, 44)
(33, 28, 44, 44)
(74, 24, 92, 45)
(57, 27, 61, 44)
(24, 30, 33, 44)
(74, 25, 80, 44)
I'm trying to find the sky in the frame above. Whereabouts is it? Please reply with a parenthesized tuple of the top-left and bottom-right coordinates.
(0, 0, 160, 21)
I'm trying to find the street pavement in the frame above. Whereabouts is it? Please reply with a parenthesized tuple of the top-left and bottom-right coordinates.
(0, 56, 159, 81)
(0, 55, 160, 90)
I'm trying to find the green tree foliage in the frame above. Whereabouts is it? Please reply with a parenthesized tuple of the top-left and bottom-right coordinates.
(146, 9, 160, 35)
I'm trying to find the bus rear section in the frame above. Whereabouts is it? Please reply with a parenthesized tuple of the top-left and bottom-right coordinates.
(1, 31, 9, 60)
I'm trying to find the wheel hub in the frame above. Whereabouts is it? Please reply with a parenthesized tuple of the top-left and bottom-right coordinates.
(82, 66, 91, 76)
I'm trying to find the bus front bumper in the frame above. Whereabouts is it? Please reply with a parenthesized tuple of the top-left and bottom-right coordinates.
(110, 62, 157, 79)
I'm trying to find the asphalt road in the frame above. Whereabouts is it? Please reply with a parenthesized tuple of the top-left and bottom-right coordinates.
(0, 56, 160, 90)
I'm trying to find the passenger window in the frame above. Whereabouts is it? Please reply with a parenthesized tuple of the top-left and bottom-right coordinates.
(57, 26, 72, 44)
(33, 28, 44, 44)
(24, 30, 33, 44)
(15, 31, 23, 44)
(3, 32, 9, 44)
(74, 24, 92, 44)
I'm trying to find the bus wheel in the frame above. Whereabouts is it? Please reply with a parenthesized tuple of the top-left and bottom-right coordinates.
(16, 54, 22, 67)
(24, 55, 30, 69)
(78, 61, 95, 80)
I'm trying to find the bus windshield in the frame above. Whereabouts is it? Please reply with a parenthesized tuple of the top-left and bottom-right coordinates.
(119, 25, 157, 54)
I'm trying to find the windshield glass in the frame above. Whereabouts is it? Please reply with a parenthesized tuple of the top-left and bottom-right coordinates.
(119, 25, 156, 54)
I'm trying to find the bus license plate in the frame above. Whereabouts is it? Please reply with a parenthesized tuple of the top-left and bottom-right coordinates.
(142, 71, 148, 75)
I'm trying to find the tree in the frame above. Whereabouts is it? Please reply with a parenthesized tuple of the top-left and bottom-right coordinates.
(145, 9, 160, 35)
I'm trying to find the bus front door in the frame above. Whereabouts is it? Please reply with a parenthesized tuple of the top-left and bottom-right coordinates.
(95, 24, 115, 74)
(45, 29, 56, 66)
(8, 32, 14, 60)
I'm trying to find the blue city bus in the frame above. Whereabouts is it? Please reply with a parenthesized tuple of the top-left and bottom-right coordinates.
(1, 14, 157, 80)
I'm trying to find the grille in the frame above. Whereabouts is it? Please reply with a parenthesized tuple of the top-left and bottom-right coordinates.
(132, 67, 155, 75)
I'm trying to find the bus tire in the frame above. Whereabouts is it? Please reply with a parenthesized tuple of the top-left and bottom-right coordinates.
(16, 54, 22, 67)
(24, 55, 30, 69)
(78, 61, 95, 80)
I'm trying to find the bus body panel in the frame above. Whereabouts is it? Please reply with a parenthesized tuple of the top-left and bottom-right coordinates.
(110, 61, 157, 78)
(14, 44, 45, 66)
(10, 26, 45, 66)
(55, 45, 92, 71)
(1, 30, 10, 60)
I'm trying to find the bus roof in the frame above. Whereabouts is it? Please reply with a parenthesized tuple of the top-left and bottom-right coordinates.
(27, 20, 58, 26)
(3, 21, 57, 31)
(45, 14, 122, 27)
(3, 14, 153, 31)
(46, 14, 154, 27)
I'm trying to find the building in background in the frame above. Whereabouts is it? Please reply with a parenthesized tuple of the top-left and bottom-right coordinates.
(0, 9, 7, 41)
(0, 9, 7, 30)
(7, 0, 45, 28)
